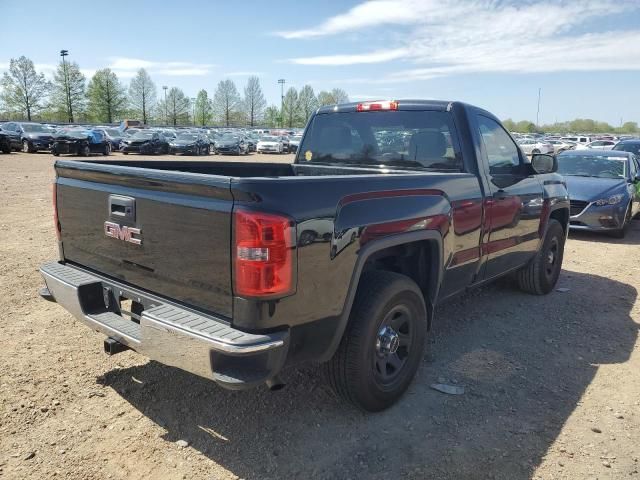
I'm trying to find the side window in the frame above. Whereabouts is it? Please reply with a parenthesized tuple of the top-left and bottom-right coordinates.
(477, 115, 521, 174)
(629, 156, 637, 176)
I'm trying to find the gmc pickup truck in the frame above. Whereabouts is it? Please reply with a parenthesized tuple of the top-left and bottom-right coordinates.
(39, 100, 569, 411)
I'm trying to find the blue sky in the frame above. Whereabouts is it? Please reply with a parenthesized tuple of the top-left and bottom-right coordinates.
(1, 0, 640, 125)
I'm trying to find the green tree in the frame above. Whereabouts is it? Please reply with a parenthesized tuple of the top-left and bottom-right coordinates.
(263, 105, 280, 128)
(620, 121, 638, 133)
(86, 69, 128, 123)
(157, 87, 190, 126)
(242, 76, 266, 127)
(212, 80, 241, 126)
(194, 89, 213, 126)
(297, 85, 317, 125)
(282, 87, 299, 128)
(317, 90, 334, 107)
(128, 69, 157, 124)
(0, 56, 50, 121)
(50, 61, 86, 123)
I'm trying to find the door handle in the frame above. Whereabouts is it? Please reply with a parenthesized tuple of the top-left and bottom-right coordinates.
(493, 190, 509, 200)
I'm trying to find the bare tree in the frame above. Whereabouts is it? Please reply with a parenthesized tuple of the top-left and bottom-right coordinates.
(50, 61, 86, 122)
(0, 56, 50, 121)
(212, 80, 241, 126)
(242, 76, 266, 127)
(317, 89, 350, 107)
(157, 87, 190, 126)
(128, 69, 157, 124)
(297, 85, 318, 125)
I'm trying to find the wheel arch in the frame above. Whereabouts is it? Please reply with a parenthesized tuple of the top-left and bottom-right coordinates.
(319, 230, 443, 362)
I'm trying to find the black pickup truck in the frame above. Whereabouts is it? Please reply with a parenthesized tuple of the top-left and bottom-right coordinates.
(40, 100, 569, 411)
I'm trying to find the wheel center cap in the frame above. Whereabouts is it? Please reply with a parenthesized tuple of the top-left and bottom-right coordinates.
(376, 326, 400, 355)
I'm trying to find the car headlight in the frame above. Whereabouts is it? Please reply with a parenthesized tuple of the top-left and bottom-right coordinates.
(594, 194, 623, 206)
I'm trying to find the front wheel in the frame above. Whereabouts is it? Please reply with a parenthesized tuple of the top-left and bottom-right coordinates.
(103, 143, 111, 156)
(79, 144, 90, 157)
(22, 140, 32, 153)
(517, 219, 565, 294)
(612, 203, 632, 238)
(325, 271, 427, 412)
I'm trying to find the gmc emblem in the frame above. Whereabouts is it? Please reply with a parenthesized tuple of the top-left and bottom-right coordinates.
(104, 221, 142, 245)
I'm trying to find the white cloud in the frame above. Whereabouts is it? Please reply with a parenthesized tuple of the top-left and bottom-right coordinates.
(225, 71, 265, 77)
(289, 47, 409, 65)
(106, 57, 214, 78)
(279, 0, 640, 78)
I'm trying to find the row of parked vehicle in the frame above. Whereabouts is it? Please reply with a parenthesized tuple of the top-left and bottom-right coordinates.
(513, 132, 639, 156)
(0, 121, 305, 157)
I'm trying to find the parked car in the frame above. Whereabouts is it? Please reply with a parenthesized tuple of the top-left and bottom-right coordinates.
(0, 126, 21, 152)
(612, 139, 640, 155)
(561, 135, 592, 144)
(289, 134, 303, 153)
(1, 122, 54, 152)
(558, 149, 640, 237)
(256, 135, 285, 153)
(280, 135, 291, 153)
(169, 132, 210, 155)
(102, 128, 124, 151)
(518, 138, 554, 156)
(120, 130, 169, 155)
(575, 140, 616, 150)
(52, 128, 111, 156)
(38, 99, 568, 412)
(546, 139, 576, 154)
(215, 134, 249, 155)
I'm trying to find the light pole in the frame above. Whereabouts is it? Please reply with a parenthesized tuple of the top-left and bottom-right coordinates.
(278, 79, 286, 128)
(536, 87, 541, 128)
(191, 97, 196, 126)
(60, 50, 72, 123)
(162, 86, 168, 126)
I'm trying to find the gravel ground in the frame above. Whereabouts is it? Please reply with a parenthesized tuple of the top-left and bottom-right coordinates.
(1, 151, 639, 480)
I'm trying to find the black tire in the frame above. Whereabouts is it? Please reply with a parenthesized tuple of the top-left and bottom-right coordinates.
(611, 203, 632, 238)
(1, 141, 11, 154)
(103, 143, 111, 156)
(517, 219, 564, 295)
(325, 271, 427, 412)
(22, 140, 32, 153)
(122, 152, 129, 155)
(79, 144, 90, 157)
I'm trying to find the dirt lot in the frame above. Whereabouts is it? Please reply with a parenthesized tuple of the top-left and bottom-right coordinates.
(1, 151, 639, 480)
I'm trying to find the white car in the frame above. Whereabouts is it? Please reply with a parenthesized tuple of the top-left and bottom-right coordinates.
(256, 135, 284, 154)
(574, 140, 616, 150)
(561, 135, 592, 144)
(517, 139, 554, 156)
(546, 139, 576, 154)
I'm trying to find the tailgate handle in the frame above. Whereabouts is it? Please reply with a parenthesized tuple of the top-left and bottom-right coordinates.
(109, 195, 136, 220)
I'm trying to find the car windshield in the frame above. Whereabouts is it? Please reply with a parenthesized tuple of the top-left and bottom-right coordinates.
(613, 143, 640, 155)
(260, 136, 278, 141)
(221, 135, 238, 141)
(132, 131, 153, 139)
(105, 129, 120, 136)
(57, 129, 91, 139)
(176, 133, 198, 140)
(297, 110, 461, 170)
(22, 124, 47, 133)
(558, 154, 627, 179)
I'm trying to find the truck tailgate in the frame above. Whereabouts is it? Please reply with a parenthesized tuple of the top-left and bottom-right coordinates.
(55, 161, 234, 318)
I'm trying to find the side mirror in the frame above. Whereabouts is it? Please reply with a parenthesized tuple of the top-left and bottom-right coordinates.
(634, 173, 640, 183)
(531, 153, 557, 174)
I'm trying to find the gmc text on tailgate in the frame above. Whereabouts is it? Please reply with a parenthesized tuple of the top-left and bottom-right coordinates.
(39, 100, 569, 411)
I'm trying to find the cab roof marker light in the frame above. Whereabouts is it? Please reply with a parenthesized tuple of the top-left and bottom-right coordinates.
(356, 100, 398, 112)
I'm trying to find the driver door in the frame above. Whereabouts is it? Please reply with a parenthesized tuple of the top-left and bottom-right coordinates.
(475, 115, 545, 280)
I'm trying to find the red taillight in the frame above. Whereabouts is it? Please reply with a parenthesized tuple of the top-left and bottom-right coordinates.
(234, 210, 295, 297)
(52, 183, 61, 240)
(356, 100, 398, 112)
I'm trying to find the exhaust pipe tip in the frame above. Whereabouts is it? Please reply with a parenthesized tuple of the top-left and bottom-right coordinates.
(104, 337, 129, 355)
(266, 375, 285, 391)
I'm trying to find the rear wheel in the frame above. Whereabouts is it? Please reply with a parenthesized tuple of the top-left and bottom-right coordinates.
(325, 271, 427, 412)
(2, 141, 12, 154)
(517, 219, 564, 294)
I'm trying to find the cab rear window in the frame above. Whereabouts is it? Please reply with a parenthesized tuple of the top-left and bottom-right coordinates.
(297, 110, 462, 171)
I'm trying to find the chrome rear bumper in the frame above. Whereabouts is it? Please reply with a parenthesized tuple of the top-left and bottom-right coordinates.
(40, 261, 289, 389)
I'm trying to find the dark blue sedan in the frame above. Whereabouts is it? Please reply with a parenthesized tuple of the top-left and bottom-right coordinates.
(559, 149, 640, 238)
